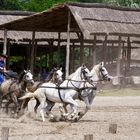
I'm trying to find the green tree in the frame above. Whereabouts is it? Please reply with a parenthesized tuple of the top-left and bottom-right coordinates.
(0, 0, 22, 10)
(20, 0, 78, 12)
(0, 0, 78, 11)
(78, 0, 140, 7)
(0, 0, 140, 11)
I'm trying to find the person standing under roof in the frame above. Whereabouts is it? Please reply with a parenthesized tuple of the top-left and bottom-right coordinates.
(0, 54, 8, 85)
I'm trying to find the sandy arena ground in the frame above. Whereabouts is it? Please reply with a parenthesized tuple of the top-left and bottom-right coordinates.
(0, 96, 140, 140)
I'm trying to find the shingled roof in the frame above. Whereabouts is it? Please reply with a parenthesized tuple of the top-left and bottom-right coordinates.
(0, 2, 140, 39)
(0, 10, 35, 41)
(0, 10, 78, 41)
(68, 3, 140, 38)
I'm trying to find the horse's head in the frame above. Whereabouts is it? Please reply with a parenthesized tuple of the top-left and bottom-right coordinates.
(53, 67, 63, 84)
(98, 62, 112, 81)
(48, 67, 63, 85)
(90, 62, 112, 81)
(22, 70, 34, 85)
(80, 64, 93, 83)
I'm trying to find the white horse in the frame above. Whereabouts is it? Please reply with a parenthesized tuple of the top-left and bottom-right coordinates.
(19, 65, 94, 122)
(59, 62, 112, 121)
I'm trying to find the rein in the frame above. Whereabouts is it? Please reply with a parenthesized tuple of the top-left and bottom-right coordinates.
(38, 81, 97, 103)
(38, 78, 93, 91)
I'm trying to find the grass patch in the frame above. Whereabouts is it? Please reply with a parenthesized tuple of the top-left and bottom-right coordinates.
(97, 88, 140, 96)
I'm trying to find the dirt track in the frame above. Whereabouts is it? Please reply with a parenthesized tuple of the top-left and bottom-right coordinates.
(0, 96, 140, 140)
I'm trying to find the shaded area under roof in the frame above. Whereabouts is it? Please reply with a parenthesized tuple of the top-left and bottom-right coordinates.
(0, 2, 140, 39)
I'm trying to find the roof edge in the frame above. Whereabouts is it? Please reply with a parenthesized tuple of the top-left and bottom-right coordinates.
(0, 10, 35, 16)
(66, 2, 140, 12)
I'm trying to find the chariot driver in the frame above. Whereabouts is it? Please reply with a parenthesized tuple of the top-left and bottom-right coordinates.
(0, 53, 8, 85)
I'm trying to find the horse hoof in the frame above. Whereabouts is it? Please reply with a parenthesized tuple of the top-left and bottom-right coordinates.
(49, 116, 60, 122)
(59, 116, 67, 122)
(78, 112, 84, 116)
(73, 117, 79, 122)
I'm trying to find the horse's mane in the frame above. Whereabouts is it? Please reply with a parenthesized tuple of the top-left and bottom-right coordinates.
(18, 71, 25, 83)
(68, 66, 82, 79)
(45, 70, 53, 82)
(90, 64, 101, 76)
(45, 68, 57, 82)
(68, 72, 74, 79)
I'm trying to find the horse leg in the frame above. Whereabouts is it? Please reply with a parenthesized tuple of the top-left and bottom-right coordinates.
(0, 94, 3, 110)
(77, 90, 96, 121)
(21, 98, 29, 110)
(76, 97, 90, 121)
(0, 94, 6, 109)
(34, 98, 40, 113)
(5, 100, 12, 114)
(59, 103, 69, 120)
(0, 93, 2, 108)
(44, 100, 55, 120)
(64, 98, 78, 120)
(11, 93, 21, 115)
(39, 98, 47, 122)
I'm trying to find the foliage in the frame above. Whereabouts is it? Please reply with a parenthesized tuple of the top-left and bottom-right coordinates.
(0, 0, 139, 11)
(0, 0, 22, 10)
(101, 0, 140, 7)
(77, 0, 140, 7)
(0, 0, 78, 12)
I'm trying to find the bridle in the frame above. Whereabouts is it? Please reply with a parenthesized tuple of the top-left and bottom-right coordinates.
(64, 67, 94, 91)
(81, 67, 93, 82)
(99, 67, 109, 81)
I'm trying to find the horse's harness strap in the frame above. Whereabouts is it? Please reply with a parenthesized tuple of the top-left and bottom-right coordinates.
(58, 86, 64, 103)
(38, 85, 80, 91)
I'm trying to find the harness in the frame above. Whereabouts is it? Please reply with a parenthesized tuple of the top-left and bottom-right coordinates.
(38, 79, 97, 103)
(99, 67, 109, 80)
(38, 66, 96, 103)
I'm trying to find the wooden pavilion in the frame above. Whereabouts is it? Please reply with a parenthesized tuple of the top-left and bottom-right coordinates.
(0, 2, 140, 82)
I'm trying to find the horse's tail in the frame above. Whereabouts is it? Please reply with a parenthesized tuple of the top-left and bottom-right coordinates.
(19, 92, 35, 100)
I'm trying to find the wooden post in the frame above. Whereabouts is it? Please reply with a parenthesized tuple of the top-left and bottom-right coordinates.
(80, 32, 84, 65)
(6, 40, 10, 69)
(65, 11, 71, 78)
(70, 45, 74, 73)
(34, 41, 37, 68)
(127, 37, 131, 73)
(3, 29, 7, 67)
(92, 35, 96, 66)
(103, 35, 107, 65)
(109, 123, 117, 134)
(30, 31, 35, 73)
(84, 134, 93, 140)
(48, 41, 53, 68)
(122, 42, 126, 76)
(3, 29, 7, 55)
(57, 32, 61, 66)
(1, 127, 9, 140)
(116, 36, 122, 77)
(89, 46, 92, 68)
(27, 41, 31, 69)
